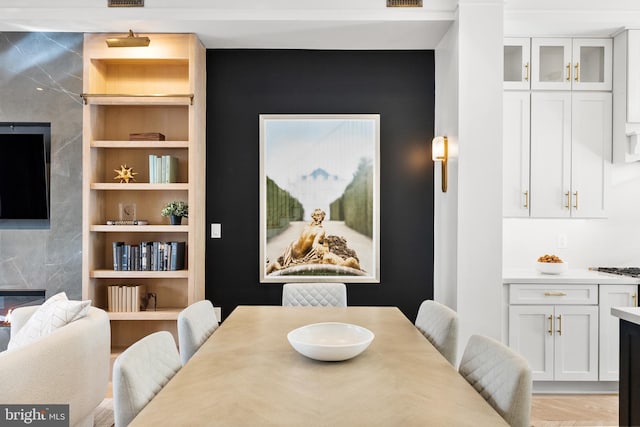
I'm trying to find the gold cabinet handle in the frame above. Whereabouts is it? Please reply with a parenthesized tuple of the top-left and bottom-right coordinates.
(574, 62, 580, 82)
(544, 291, 567, 297)
(573, 191, 579, 210)
(557, 315, 563, 336)
(525, 62, 530, 82)
(566, 63, 571, 81)
(565, 192, 571, 209)
(548, 315, 553, 336)
(524, 191, 529, 208)
(633, 293, 637, 307)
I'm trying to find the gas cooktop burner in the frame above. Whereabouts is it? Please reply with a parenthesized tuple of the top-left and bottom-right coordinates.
(594, 267, 640, 278)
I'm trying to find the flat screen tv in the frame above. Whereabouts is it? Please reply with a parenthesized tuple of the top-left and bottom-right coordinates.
(0, 122, 51, 229)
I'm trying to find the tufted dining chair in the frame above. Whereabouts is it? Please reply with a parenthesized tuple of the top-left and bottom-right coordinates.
(282, 283, 347, 307)
(458, 334, 532, 427)
(414, 299, 459, 365)
(177, 299, 219, 366)
(112, 331, 182, 427)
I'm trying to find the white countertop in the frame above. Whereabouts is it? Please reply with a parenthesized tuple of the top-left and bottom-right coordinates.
(503, 268, 640, 285)
(611, 307, 640, 325)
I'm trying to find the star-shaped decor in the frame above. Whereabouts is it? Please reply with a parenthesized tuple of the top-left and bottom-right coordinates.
(114, 164, 138, 183)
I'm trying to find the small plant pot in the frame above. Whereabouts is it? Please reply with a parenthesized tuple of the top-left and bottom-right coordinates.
(170, 215, 182, 225)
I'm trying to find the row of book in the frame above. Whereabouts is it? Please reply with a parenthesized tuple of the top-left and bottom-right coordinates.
(107, 284, 147, 312)
(112, 241, 186, 271)
(148, 154, 178, 183)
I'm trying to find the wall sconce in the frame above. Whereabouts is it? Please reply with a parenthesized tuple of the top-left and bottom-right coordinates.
(432, 136, 448, 192)
(106, 30, 150, 47)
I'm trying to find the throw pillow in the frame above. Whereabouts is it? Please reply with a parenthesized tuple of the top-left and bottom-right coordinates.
(7, 292, 91, 351)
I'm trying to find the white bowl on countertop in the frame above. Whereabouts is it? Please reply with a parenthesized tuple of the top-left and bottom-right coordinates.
(536, 261, 569, 275)
(287, 322, 374, 362)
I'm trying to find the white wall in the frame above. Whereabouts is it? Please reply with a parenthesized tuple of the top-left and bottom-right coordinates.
(434, 14, 459, 310)
(504, 162, 640, 269)
(434, 0, 504, 361)
(456, 0, 504, 349)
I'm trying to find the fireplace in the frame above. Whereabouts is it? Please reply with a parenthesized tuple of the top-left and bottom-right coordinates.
(0, 289, 46, 351)
(0, 289, 46, 325)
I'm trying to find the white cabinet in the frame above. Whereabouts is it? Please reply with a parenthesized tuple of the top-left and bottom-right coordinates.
(599, 285, 637, 381)
(503, 36, 612, 218)
(503, 91, 530, 217)
(508, 284, 599, 381)
(625, 31, 640, 123)
(504, 37, 531, 90)
(531, 38, 612, 91)
(612, 29, 640, 162)
(530, 91, 611, 218)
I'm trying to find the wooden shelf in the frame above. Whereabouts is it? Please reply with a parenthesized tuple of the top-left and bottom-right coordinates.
(108, 309, 181, 321)
(90, 225, 189, 232)
(82, 32, 206, 351)
(90, 183, 188, 191)
(81, 94, 194, 106)
(92, 140, 189, 148)
(90, 270, 189, 279)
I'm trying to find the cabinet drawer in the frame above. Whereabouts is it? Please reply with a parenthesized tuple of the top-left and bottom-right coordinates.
(509, 284, 598, 305)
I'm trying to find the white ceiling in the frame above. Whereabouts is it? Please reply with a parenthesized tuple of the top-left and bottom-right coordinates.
(504, 0, 640, 37)
(1, 0, 640, 49)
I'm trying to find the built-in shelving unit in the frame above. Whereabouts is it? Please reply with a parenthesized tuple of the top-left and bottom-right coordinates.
(81, 33, 206, 350)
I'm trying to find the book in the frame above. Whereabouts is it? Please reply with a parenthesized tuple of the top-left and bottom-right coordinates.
(107, 285, 113, 312)
(170, 241, 186, 270)
(140, 242, 150, 271)
(134, 284, 147, 312)
(161, 155, 179, 183)
(149, 154, 157, 183)
(125, 285, 132, 312)
(168, 155, 178, 183)
(121, 244, 130, 271)
(129, 132, 165, 141)
(112, 242, 124, 271)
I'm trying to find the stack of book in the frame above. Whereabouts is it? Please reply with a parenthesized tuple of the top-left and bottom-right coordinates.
(148, 155, 178, 183)
(112, 241, 186, 271)
(107, 284, 147, 312)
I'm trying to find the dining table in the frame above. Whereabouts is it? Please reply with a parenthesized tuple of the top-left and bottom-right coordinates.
(128, 305, 509, 426)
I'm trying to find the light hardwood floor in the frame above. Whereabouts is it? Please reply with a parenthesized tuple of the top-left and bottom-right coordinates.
(531, 394, 618, 427)
(94, 393, 619, 427)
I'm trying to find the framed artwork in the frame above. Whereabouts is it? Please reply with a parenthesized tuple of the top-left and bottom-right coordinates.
(259, 114, 380, 283)
(118, 202, 136, 221)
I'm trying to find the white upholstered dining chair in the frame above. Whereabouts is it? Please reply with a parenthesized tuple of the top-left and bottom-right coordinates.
(112, 331, 182, 427)
(282, 282, 347, 307)
(414, 299, 459, 365)
(458, 334, 532, 427)
(177, 299, 219, 365)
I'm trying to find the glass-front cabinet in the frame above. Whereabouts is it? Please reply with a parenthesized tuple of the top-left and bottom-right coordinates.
(531, 38, 612, 91)
(504, 37, 531, 90)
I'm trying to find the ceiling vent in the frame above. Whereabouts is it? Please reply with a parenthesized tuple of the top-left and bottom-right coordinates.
(108, 0, 144, 7)
(387, 0, 423, 7)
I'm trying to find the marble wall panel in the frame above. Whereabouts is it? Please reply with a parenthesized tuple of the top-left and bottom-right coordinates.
(0, 33, 83, 300)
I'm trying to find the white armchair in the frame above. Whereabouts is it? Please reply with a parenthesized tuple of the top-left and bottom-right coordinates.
(0, 305, 111, 427)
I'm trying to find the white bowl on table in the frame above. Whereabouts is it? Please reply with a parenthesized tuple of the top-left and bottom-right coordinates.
(287, 322, 375, 362)
(536, 261, 568, 275)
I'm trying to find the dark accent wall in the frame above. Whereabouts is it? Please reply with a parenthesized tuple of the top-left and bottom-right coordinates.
(206, 49, 434, 321)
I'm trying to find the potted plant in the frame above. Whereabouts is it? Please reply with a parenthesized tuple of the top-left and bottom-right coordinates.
(161, 200, 188, 225)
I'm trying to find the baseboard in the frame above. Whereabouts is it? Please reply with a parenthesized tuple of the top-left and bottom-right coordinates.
(533, 381, 619, 394)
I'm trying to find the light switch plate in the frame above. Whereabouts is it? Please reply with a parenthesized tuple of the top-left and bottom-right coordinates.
(211, 223, 222, 239)
(557, 234, 568, 249)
